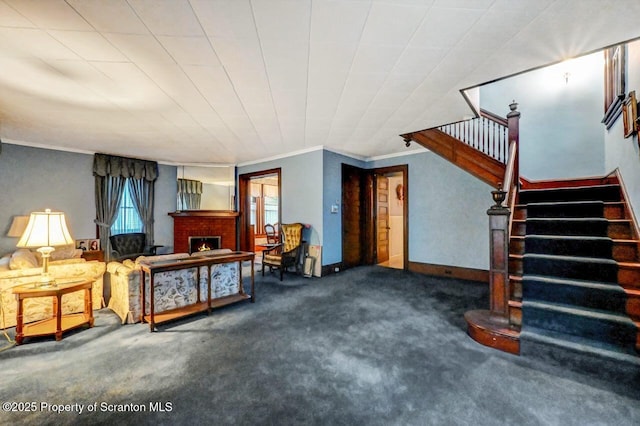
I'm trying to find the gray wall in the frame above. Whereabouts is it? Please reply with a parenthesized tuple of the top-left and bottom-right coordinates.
(238, 149, 324, 250)
(605, 39, 640, 224)
(0, 143, 176, 257)
(371, 151, 492, 270)
(322, 150, 366, 266)
(481, 52, 605, 180)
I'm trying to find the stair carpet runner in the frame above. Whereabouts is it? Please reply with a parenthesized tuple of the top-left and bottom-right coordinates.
(518, 184, 640, 365)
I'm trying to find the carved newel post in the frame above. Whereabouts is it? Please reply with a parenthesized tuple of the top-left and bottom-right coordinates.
(487, 184, 510, 322)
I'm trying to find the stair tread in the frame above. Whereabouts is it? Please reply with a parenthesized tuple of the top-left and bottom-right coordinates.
(525, 200, 604, 207)
(525, 234, 612, 242)
(523, 253, 617, 264)
(522, 274, 625, 292)
(520, 326, 640, 362)
(523, 300, 636, 325)
(526, 217, 608, 222)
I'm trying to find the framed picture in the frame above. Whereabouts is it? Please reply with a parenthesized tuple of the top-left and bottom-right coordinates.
(623, 90, 638, 138)
(75, 239, 89, 251)
(88, 239, 100, 251)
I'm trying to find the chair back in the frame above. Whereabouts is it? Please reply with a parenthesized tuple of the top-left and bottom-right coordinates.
(264, 224, 278, 244)
(281, 223, 303, 253)
(110, 233, 146, 258)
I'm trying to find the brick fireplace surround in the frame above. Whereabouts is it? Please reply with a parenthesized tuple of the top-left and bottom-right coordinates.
(169, 210, 239, 253)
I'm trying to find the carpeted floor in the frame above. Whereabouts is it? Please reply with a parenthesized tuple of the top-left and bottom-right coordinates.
(1, 266, 639, 425)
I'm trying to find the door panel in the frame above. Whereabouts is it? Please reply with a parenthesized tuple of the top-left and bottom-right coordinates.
(342, 164, 364, 268)
(376, 176, 390, 263)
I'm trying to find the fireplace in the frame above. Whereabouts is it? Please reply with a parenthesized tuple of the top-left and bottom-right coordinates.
(188, 236, 222, 254)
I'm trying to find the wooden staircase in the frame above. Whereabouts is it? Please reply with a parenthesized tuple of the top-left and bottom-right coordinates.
(511, 175, 640, 362)
(402, 103, 640, 364)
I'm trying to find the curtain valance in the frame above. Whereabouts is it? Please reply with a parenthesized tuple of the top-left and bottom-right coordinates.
(177, 178, 203, 194)
(93, 153, 158, 181)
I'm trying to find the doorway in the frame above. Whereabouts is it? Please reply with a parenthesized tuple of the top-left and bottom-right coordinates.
(341, 164, 408, 270)
(238, 168, 281, 253)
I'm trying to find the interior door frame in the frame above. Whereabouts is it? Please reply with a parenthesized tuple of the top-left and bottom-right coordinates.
(341, 163, 408, 270)
(373, 165, 409, 270)
(238, 168, 282, 252)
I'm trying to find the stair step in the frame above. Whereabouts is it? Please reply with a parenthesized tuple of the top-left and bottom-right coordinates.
(522, 300, 637, 348)
(525, 235, 612, 258)
(526, 201, 604, 218)
(522, 275, 626, 312)
(526, 217, 609, 237)
(520, 326, 640, 377)
(519, 184, 621, 204)
(523, 253, 617, 283)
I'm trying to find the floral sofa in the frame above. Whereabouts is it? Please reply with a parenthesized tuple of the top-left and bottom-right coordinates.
(0, 247, 106, 329)
(106, 250, 243, 324)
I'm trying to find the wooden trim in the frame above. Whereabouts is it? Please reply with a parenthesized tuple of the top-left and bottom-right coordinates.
(464, 309, 520, 355)
(408, 261, 489, 283)
(169, 210, 239, 218)
(238, 168, 281, 252)
(613, 168, 640, 241)
(373, 164, 409, 271)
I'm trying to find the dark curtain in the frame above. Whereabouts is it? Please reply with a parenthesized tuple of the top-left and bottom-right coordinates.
(93, 154, 158, 261)
(177, 178, 202, 210)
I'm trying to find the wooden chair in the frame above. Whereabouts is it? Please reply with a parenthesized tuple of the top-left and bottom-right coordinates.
(262, 223, 303, 281)
(264, 224, 278, 244)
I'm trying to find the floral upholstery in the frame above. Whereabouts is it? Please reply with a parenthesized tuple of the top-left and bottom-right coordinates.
(107, 250, 241, 324)
(0, 257, 106, 329)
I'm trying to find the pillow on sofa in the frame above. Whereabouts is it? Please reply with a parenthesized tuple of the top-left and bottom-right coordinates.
(0, 255, 10, 271)
(51, 245, 83, 261)
(9, 249, 39, 270)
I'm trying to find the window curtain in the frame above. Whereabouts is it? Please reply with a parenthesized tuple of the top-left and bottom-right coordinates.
(177, 178, 202, 210)
(93, 154, 158, 260)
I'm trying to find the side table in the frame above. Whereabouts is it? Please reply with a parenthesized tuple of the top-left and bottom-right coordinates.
(82, 250, 104, 262)
(12, 280, 94, 345)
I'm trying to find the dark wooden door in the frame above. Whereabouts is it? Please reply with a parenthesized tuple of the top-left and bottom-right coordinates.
(376, 175, 390, 263)
(342, 164, 374, 268)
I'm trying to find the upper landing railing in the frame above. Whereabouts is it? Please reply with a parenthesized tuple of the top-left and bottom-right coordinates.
(437, 109, 510, 164)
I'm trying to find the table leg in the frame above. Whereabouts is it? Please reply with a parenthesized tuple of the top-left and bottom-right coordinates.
(55, 294, 62, 341)
(86, 287, 94, 327)
(15, 296, 24, 345)
(250, 258, 255, 303)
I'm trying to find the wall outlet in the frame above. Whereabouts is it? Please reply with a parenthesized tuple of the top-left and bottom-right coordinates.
(334, 266, 340, 272)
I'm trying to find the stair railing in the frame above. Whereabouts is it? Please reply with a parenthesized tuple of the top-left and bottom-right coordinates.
(437, 109, 509, 163)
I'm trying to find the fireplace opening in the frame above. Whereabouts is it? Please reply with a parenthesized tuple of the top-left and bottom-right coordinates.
(188, 236, 221, 254)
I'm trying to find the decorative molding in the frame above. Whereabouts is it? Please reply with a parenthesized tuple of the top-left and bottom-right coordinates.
(408, 261, 489, 283)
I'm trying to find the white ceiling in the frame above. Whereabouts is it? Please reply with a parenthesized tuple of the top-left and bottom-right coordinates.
(1, 0, 639, 166)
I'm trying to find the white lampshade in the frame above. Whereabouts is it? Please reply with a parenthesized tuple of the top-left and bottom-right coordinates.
(17, 209, 73, 248)
(7, 215, 29, 238)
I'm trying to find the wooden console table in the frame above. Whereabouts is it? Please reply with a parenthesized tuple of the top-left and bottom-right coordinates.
(139, 251, 255, 331)
(13, 280, 94, 345)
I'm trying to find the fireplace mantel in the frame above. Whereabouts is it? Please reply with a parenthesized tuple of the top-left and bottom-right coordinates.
(169, 210, 239, 253)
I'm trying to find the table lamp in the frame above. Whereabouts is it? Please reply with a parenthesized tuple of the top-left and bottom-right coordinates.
(17, 209, 74, 286)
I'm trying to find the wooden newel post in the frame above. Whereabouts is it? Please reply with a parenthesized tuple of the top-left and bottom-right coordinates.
(507, 101, 520, 183)
(487, 185, 510, 322)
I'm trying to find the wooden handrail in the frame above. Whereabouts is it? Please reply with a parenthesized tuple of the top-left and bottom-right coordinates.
(480, 108, 508, 126)
(503, 140, 518, 238)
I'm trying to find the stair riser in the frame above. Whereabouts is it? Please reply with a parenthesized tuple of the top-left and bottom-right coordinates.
(527, 203, 603, 219)
(526, 220, 608, 237)
(523, 257, 617, 283)
(519, 186, 621, 204)
(618, 267, 640, 288)
(609, 222, 633, 239)
(523, 280, 626, 312)
(523, 306, 637, 348)
(525, 237, 612, 258)
(612, 243, 638, 262)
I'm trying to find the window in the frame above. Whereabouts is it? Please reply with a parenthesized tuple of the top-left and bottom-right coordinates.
(249, 179, 279, 234)
(111, 182, 143, 235)
(602, 44, 626, 129)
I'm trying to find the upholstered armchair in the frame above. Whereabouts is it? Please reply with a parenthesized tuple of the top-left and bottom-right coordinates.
(262, 223, 303, 281)
(109, 232, 158, 262)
